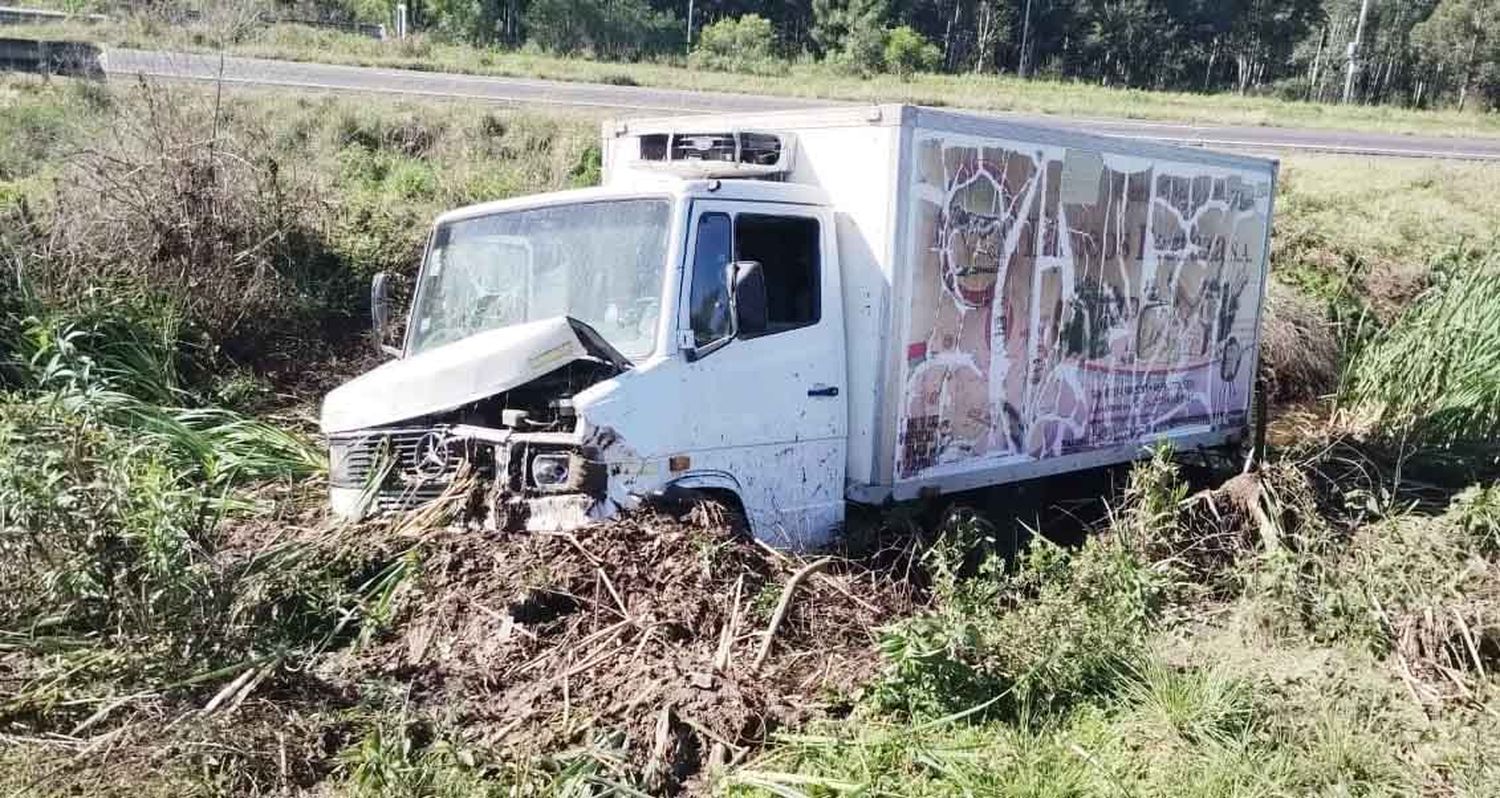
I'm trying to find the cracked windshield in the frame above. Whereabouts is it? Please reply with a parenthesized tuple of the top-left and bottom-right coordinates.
(408, 198, 671, 358)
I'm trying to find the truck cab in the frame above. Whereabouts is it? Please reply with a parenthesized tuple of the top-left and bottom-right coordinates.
(322, 163, 852, 548)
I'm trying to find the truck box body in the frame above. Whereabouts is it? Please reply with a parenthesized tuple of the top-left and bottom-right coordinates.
(604, 105, 1277, 503)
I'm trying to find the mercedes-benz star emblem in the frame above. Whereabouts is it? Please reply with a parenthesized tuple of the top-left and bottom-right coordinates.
(412, 431, 452, 478)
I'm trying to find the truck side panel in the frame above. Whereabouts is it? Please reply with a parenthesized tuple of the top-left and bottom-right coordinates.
(886, 119, 1275, 495)
(781, 123, 903, 488)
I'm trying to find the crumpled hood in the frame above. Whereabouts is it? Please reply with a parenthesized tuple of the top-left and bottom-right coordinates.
(320, 316, 625, 434)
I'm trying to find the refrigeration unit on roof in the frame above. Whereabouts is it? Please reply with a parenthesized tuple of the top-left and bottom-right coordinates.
(633, 130, 794, 179)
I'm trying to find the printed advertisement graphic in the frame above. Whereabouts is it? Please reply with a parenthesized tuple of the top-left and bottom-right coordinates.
(895, 134, 1271, 480)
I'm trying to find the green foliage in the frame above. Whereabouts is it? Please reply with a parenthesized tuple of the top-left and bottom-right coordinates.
(0, 87, 74, 181)
(1253, 479, 1500, 676)
(870, 511, 1165, 718)
(568, 144, 602, 188)
(690, 14, 787, 75)
(340, 714, 495, 797)
(329, 0, 393, 24)
(736, 636, 1456, 798)
(835, 19, 889, 76)
(0, 389, 334, 708)
(1338, 251, 1500, 452)
(869, 451, 1191, 720)
(336, 707, 655, 797)
(883, 25, 941, 79)
(0, 398, 217, 636)
(426, 0, 505, 45)
(1119, 658, 1256, 747)
(523, 0, 681, 59)
(811, 0, 889, 74)
(1413, 0, 1500, 110)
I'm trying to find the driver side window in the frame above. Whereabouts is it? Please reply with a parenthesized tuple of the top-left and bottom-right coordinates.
(689, 213, 733, 347)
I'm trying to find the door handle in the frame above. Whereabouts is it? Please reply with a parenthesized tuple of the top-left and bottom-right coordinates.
(807, 385, 839, 397)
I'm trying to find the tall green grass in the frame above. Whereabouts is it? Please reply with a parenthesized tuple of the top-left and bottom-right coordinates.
(1338, 252, 1500, 453)
(0, 271, 336, 721)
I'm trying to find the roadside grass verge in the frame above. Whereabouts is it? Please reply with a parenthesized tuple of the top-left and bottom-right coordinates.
(1273, 155, 1500, 320)
(730, 447, 1500, 797)
(1265, 155, 1500, 402)
(0, 77, 605, 794)
(8, 18, 1500, 138)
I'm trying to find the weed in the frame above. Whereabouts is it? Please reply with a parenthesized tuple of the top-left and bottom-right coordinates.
(1259, 280, 1340, 402)
(870, 506, 1165, 718)
(1118, 658, 1255, 746)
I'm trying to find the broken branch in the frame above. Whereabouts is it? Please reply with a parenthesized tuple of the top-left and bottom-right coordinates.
(753, 557, 832, 673)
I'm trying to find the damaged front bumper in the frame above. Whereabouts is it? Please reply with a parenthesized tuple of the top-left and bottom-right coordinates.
(326, 423, 615, 531)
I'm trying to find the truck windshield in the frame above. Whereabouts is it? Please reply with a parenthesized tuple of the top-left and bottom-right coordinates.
(407, 198, 671, 359)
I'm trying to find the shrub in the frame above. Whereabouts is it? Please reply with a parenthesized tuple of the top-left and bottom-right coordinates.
(1254, 483, 1500, 678)
(20, 80, 360, 373)
(870, 514, 1165, 718)
(0, 398, 213, 637)
(0, 385, 324, 683)
(690, 14, 787, 75)
(834, 21, 888, 76)
(883, 25, 941, 79)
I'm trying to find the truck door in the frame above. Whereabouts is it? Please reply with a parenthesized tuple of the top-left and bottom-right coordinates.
(677, 200, 847, 547)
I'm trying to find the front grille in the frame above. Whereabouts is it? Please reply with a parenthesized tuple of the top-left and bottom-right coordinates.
(333, 426, 465, 511)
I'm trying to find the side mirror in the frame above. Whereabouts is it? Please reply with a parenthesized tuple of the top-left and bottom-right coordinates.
(370, 272, 401, 358)
(729, 260, 767, 338)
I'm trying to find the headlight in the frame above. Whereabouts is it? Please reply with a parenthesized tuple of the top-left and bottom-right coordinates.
(530, 453, 571, 490)
(328, 441, 353, 486)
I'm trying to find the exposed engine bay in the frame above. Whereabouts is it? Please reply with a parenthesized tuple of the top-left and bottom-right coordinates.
(326, 358, 621, 529)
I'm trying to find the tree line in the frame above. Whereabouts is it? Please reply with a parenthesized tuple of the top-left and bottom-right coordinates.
(315, 0, 1497, 109)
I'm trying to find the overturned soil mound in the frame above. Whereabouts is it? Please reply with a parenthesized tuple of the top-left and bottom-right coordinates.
(333, 512, 916, 792)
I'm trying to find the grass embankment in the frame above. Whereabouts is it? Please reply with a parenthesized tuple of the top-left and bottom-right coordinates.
(2, 74, 1499, 795)
(9, 17, 1500, 139)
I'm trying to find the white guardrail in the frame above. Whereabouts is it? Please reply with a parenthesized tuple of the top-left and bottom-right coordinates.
(0, 6, 386, 39)
(0, 6, 108, 25)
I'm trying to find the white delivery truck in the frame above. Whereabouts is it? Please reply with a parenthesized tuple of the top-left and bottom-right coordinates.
(321, 104, 1277, 548)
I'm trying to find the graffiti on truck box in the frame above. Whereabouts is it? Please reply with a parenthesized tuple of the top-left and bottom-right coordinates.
(895, 132, 1270, 480)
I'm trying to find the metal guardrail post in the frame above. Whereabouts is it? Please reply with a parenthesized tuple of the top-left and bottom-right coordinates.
(0, 36, 104, 79)
(0, 5, 111, 25)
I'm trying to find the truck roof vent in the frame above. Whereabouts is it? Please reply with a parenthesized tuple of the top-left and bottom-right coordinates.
(635, 130, 793, 179)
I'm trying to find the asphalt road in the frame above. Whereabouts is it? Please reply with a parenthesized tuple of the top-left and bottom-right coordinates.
(104, 47, 1500, 161)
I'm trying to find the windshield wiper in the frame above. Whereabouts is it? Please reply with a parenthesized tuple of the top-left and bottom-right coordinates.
(566, 317, 633, 372)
